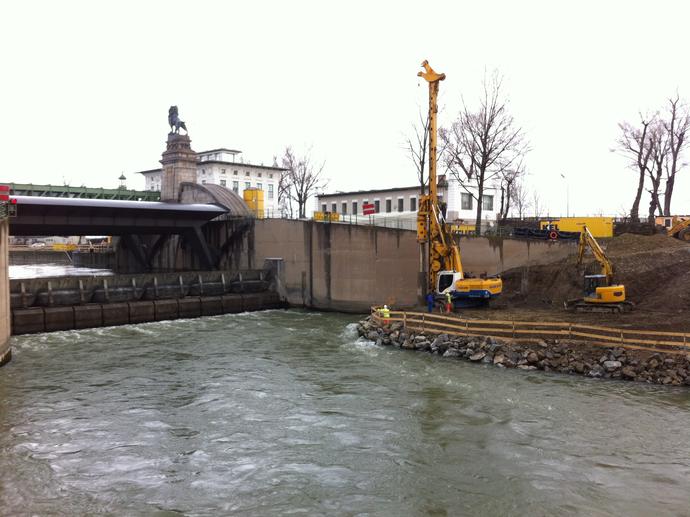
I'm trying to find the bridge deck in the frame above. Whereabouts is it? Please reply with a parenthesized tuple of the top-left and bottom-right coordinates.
(10, 196, 227, 235)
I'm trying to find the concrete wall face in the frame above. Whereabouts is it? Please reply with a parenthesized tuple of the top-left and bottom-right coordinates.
(247, 220, 576, 312)
(0, 219, 11, 364)
(115, 218, 576, 313)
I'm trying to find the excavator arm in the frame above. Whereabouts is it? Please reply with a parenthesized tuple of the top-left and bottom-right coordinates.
(577, 225, 613, 282)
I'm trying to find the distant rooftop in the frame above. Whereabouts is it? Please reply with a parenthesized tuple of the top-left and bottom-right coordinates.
(199, 148, 241, 155)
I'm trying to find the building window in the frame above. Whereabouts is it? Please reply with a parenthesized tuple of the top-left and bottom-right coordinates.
(482, 195, 494, 211)
(352, 201, 358, 214)
(233, 170, 238, 175)
(257, 182, 263, 190)
(150, 186, 155, 191)
(398, 198, 404, 212)
(321, 204, 327, 212)
(220, 179, 227, 187)
(202, 179, 207, 184)
(268, 184, 274, 199)
(410, 197, 417, 212)
(342, 202, 347, 214)
(221, 169, 226, 174)
(232, 181, 239, 193)
(258, 172, 262, 178)
(269, 173, 273, 179)
(386, 199, 392, 213)
(461, 193, 473, 210)
(245, 171, 250, 176)
(245, 181, 251, 190)
(201, 169, 206, 175)
(374, 200, 380, 213)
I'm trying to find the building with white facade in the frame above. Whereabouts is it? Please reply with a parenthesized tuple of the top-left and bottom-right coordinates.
(316, 175, 499, 231)
(135, 148, 286, 216)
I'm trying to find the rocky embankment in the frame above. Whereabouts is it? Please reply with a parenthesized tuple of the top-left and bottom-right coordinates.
(357, 317, 690, 386)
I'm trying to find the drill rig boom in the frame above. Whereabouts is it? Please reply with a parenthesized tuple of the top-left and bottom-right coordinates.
(416, 60, 502, 307)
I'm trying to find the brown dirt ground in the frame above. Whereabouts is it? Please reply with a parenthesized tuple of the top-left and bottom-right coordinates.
(457, 234, 690, 332)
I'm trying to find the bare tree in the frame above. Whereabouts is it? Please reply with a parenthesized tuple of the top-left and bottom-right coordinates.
(273, 155, 293, 218)
(646, 120, 668, 221)
(616, 115, 654, 222)
(662, 95, 690, 215)
(280, 146, 327, 219)
(404, 108, 430, 196)
(511, 178, 531, 219)
(441, 71, 528, 235)
(531, 191, 543, 219)
(497, 160, 526, 223)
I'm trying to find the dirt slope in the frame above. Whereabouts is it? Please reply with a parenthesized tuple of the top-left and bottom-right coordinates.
(494, 234, 690, 330)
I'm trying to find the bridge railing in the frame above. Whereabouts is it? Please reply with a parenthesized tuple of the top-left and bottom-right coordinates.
(370, 307, 690, 355)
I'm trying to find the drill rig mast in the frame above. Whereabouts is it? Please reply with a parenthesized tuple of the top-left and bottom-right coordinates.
(416, 60, 502, 306)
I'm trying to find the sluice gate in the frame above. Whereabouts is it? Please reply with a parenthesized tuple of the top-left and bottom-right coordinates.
(11, 267, 287, 335)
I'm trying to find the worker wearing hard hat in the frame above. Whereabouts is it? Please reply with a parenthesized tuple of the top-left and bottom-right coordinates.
(378, 305, 391, 325)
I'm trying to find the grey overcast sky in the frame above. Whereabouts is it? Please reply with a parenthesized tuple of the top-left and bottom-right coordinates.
(2, 0, 689, 217)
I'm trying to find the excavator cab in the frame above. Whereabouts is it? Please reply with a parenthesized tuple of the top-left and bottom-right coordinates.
(583, 274, 626, 305)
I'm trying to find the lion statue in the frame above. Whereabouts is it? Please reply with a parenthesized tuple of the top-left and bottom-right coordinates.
(168, 106, 187, 134)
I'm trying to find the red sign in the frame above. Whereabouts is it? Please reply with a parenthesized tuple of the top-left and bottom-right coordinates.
(362, 203, 375, 215)
(0, 184, 9, 202)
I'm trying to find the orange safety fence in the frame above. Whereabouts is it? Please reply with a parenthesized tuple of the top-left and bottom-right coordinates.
(370, 307, 690, 355)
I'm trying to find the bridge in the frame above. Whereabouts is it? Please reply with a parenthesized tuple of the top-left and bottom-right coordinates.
(10, 195, 228, 270)
(8, 182, 160, 201)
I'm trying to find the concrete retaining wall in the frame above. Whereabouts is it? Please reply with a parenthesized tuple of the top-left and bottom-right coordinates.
(0, 219, 10, 365)
(11, 292, 285, 335)
(243, 220, 576, 312)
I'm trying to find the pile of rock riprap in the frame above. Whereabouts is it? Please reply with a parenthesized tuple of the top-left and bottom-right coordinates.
(357, 317, 690, 386)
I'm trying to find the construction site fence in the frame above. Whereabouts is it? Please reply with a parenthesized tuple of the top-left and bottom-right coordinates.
(370, 308, 690, 355)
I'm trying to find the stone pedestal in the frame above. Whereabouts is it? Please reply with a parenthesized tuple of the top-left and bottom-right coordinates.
(160, 133, 196, 202)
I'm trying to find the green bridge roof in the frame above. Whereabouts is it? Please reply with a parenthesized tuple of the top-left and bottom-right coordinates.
(7, 183, 160, 201)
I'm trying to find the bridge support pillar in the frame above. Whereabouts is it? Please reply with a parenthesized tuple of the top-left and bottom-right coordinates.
(160, 132, 196, 202)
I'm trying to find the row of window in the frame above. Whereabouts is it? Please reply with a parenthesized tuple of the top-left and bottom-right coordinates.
(200, 168, 274, 179)
(321, 193, 494, 215)
(461, 193, 494, 211)
(321, 197, 418, 216)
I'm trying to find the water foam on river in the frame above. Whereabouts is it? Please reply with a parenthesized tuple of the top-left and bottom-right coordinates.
(2, 309, 690, 515)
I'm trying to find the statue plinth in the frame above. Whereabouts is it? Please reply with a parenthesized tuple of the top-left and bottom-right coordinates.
(160, 133, 196, 202)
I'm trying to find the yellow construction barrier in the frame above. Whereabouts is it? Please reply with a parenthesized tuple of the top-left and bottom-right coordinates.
(540, 217, 613, 238)
(313, 211, 341, 222)
(52, 243, 78, 251)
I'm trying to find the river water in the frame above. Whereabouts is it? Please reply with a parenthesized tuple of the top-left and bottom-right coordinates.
(1, 310, 689, 516)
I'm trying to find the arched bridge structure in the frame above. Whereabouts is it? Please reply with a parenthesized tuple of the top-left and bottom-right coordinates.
(9, 187, 252, 270)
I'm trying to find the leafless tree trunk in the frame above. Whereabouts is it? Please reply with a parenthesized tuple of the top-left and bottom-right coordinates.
(511, 178, 530, 219)
(531, 191, 543, 219)
(616, 115, 654, 222)
(441, 71, 528, 235)
(662, 95, 690, 216)
(497, 161, 526, 223)
(274, 155, 293, 218)
(646, 121, 668, 221)
(280, 146, 327, 219)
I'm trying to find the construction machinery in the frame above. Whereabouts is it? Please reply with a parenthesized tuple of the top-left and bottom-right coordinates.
(565, 225, 633, 313)
(667, 217, 690, 241)
(416, 61, 502, 307)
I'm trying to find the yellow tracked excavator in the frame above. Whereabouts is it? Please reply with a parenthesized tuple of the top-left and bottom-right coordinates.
(416, 61, 502, 308)
(565, 225, 633, 313)
(667, 217, 690, 242)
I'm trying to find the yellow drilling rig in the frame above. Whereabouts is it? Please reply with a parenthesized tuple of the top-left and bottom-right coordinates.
(416, 60, 502, 308)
